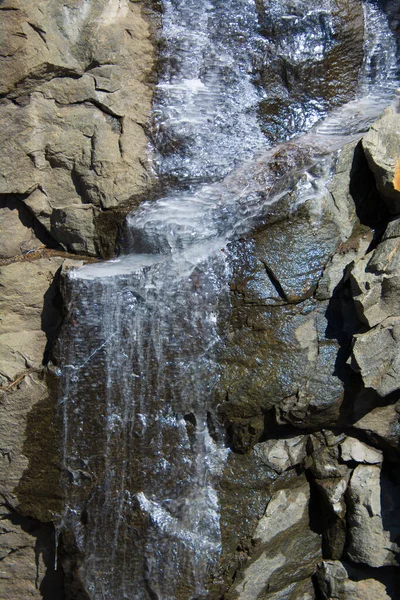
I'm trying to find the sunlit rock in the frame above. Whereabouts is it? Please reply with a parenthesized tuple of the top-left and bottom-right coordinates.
(253, 435, 308, 474)
(340, 437, 383, 464)
(231, 477, 321, 599)
(363, 105, 400, 213)
(316, 560, 392, 600)
(349, 317, 400, 396)
(346, 464, 400, 567)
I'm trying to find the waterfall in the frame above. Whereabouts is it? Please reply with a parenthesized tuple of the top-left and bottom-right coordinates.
(57, 1, 399, 598)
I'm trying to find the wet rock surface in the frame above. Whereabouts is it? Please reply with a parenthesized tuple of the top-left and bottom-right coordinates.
(257, 0, 365, 140)
(363, 104, 400, 213)
(0, 1, 400, 599)
(214, 107, 400, 598)
(0, 1, 156, 596)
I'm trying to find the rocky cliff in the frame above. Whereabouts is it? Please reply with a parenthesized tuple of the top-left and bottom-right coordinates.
(0, 0, 155, 597)
(213, 103, 400, 600)
(1, 2, 400, 600)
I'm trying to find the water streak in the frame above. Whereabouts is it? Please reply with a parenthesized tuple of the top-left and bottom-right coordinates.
(58, 1, 399, 598)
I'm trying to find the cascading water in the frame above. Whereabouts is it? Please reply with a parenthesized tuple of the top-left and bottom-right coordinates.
(57, 1, 399, 598)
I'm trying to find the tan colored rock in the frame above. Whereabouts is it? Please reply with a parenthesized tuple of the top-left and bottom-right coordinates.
(51, 204, 97, 256)
(362, 106, 400, 213)
(0, 504, 61, 600)
(0, 258, 64, 383)
(0, 0, 155, 256)
(0, 204, 41, 258)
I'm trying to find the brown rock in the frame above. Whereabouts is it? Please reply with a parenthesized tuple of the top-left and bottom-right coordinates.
(0, 0, 155, 256)
(362, 106, 400, 213)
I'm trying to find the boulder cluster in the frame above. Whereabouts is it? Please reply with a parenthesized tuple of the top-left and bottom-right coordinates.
(215, 104, 400, 599)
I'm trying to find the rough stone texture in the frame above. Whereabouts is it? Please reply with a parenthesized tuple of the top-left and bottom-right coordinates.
(0, 204, 42, 258)
(1, 7, 400, 597)
(0, 1, 156, 596)
(229, 476, 321, 600)
(216, 108, 400, 598)
(0, 255, 85, 598)
(0, 257, 64, 384)
(363, 105, 400, 213)
(346, 464, 400, 567)
(349, 234, 400, 329)
(353, 404, 400, 448)
(316, 561, 392, 600)
(349, 317, 400, 397)
(263, 578, 315, 600)
(340, 437, 383, 464)
(219, 143, 360, 434)
(0, 0, 155, 257)
(253, 435, 308, 474)
(0, 503, 63, 599)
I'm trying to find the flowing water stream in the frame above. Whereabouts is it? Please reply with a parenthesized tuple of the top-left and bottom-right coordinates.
(58, 1, 399, 598)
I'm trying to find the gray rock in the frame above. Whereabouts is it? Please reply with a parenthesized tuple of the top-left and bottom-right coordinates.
(362, 106, 400, 213)
(354, 405, 400, 448)
(348, 221, 400, 328)
(263, 578, 315, 600)
(339, 437, 383, 464)
(253, 436, 308, 474)
(316, 560, 391, 600)
(349, 317, 400, 396)
(231, 477, 321, 599)
(315, 476, 349, 520)
(316, 227, 372, 301)
(382, 215, 400, 240)
(346, 464, 400, 567)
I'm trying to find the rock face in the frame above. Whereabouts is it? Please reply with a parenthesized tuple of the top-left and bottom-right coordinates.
(1, 3, 400, 600)
(0, 0, 155, 258)
(363, 103, 400, 212)
(257, 0, 365, 140)
(214, 107, 400, 599)
(0, 1, 155, 598)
